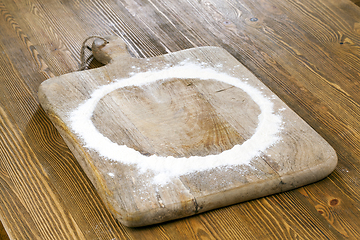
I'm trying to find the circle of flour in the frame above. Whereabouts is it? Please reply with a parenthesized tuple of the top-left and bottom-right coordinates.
(70, 63, 282, 184)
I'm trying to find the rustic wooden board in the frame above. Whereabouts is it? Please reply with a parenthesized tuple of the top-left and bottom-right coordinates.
(38, 36, 337, 227)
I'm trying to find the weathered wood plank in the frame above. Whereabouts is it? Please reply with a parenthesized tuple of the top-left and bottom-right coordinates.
(0, 0, 359, 238)
(0, 28, 127, 239)
(0, 106, 85, 240)
(298, 177, 360, 238)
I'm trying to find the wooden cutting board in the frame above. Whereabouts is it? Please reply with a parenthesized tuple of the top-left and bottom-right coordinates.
(38, 36, 337, 227)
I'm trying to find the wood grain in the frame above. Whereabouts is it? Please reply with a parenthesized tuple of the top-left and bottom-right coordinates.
(0, 0, 359, 238)
(0, 37, 127, 239)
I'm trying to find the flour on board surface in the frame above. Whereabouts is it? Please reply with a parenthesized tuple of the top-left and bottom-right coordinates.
(69, 62, 283, 185)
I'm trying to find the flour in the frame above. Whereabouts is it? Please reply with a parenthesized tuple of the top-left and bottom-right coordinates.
(69, 62, 283, 185)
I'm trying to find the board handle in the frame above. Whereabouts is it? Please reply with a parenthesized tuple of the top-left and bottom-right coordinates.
(91, 36, 132, 65)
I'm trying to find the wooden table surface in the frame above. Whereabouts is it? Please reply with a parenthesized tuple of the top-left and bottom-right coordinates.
(0, 0, 359, 239)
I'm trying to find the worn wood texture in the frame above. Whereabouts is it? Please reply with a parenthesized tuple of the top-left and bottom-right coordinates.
(38, 36, 337, 226)
(0, 0, 359, 238)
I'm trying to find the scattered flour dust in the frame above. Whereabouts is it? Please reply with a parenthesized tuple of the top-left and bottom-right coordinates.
(69, 62, 283, 185)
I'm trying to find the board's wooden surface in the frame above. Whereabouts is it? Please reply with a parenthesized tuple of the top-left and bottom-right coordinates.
(0, 0, 359, 238)
(38, 37, 337, 226)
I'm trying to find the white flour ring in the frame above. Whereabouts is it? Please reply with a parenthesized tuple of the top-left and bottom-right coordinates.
(70, 63, 282, 184)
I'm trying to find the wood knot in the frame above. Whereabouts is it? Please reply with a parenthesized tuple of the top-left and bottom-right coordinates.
(317, 209, 324, 215)
(329, 198, 339, 206)
(315, 204, 326, 215)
